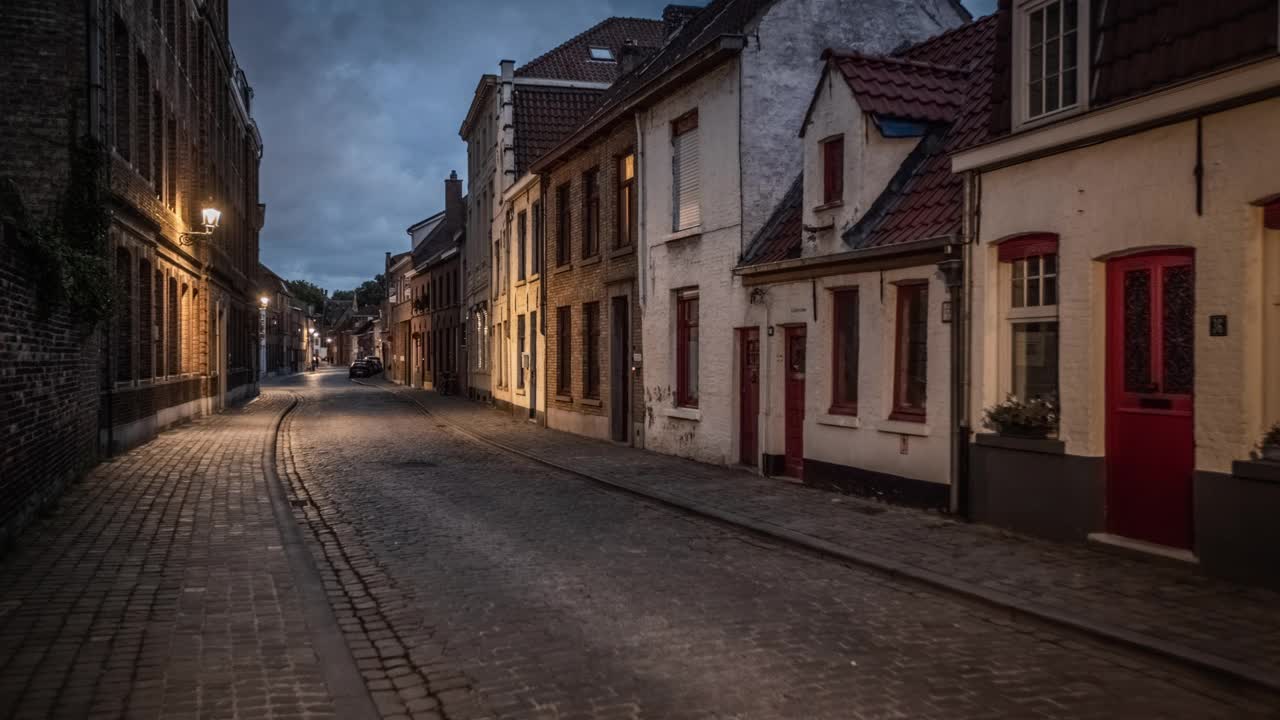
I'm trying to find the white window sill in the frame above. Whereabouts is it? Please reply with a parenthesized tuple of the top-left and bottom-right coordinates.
(874, 419, 930, 437)
(661, 226, 703, 244)
(662, 406, 701, 422)
(817, 413, 860, 429)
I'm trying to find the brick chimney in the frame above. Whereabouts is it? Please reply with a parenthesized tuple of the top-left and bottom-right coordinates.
(445, 170, 464, 232)
(662, 4, 700, 38)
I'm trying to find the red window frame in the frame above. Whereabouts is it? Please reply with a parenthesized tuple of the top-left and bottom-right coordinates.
(997, 232, 1059, 262)
(822, 135, 844, 204)
(676, 293, 699, 408)
(891, 282, 928, 422)
(830, 288, 858, 415)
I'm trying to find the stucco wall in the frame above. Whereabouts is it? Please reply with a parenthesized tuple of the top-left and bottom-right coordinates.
(800, 79, 920, 255)
(498, 178, 546, 419)
(971, 98, 1280, 472)
(746, 269, 953, 485)
(738, 0, 966, 244)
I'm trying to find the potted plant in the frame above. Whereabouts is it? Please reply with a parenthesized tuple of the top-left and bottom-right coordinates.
(1256, 423, 1280, 462)
(982, 396, 1058, 439)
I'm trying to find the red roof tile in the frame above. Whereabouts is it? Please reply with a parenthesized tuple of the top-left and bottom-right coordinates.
(515, 17, 667, 84)
(741, 175, 803, 265)
(825, 51, 968, 124)
(845, 15, 997, 250)
(513, 86, 604, 176)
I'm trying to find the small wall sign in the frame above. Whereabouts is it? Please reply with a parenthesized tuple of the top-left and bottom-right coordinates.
(1209, 315, 1228, 337)
(941, 301, 953, 323)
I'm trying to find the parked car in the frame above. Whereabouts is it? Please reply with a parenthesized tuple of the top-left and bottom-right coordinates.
(349, 360, 372, 379)
(364, 356, 383, 374)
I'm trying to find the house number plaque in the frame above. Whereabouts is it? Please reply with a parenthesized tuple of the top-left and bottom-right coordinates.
(1209, 315, 1228, 337)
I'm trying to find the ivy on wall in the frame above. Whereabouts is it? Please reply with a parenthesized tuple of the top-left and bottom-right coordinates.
(0, 135, 113, 333)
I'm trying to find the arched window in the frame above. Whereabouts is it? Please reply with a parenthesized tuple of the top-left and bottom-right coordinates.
(138, 259, 153, 378)
(115, 247, 133, 382)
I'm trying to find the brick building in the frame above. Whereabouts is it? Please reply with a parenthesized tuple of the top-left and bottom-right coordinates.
(100, 0, 264, 452)
(0, 0, 264, 542)
(409, 172, 466, 392)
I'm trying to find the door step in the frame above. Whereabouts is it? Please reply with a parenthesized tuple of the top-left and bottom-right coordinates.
(1087, 532, 1198, 565)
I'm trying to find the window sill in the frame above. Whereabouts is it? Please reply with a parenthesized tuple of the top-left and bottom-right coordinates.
(554, 263, 574, 275)
(580, 397, 602, 407)
(876, 418, 930, 436)
(515, 278, 527, 288)
(813, 199, 843, 212)
(579, 255, 601, 268)
(662, 406, 701, 421)
(609, 245, 635, 259)
(554, 394, 573, 403)
(661, 226, 703, 244)
(817, 413, 860, 429)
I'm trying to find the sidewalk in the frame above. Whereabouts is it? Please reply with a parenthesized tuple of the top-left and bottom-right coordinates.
(378, 381, 1280, 693)
(0, 394, 342, 720)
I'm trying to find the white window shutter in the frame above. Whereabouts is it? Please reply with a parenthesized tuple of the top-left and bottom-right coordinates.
(672, 128, 701, 231)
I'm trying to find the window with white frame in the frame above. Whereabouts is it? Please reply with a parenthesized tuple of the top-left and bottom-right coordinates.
(1001, 235, 1060, 403)
(671, 110, 700, 232)
(1017, 0, 1086, 124)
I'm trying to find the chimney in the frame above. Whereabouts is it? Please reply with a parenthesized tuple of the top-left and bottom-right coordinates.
(619, 40, 646, 76)
(662, 4, 700, 38)
(445, 170, 464, 232)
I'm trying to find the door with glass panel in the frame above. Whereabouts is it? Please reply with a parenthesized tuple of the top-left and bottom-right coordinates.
(1106, 251, 1194, 549)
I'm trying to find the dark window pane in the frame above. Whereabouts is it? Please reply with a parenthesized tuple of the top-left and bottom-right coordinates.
(1124, 269, 1152, 392)
(1162, 265, 1194, 394)
(1012, 321, 1059, 402)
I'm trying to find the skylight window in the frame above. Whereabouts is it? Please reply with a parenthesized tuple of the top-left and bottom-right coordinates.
(589, 47, 615, 62)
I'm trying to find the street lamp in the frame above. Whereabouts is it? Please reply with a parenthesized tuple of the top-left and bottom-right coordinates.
(259, 296, 270, 307)
(179, 206, 223, 246)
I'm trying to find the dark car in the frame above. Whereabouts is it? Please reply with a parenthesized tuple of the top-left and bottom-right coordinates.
(349, 360, 372, 379)
(364, 356, 383, 374)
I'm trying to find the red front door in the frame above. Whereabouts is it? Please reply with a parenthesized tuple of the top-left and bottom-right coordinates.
(784, 326, 806, 479)
(738, 328, 760, 466)
(1106, 251, 1195, 549)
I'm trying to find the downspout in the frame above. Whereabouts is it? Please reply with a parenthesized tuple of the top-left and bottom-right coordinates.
(635, 111, 647, 309)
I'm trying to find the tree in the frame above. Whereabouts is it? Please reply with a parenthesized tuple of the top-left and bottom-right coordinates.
(284, 279, 327, 313)
(355, 276, 384, 308)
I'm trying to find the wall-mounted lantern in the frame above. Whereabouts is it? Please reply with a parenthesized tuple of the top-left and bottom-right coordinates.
(179, 206, 223, 246)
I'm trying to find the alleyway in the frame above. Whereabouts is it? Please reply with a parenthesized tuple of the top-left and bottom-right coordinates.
(1, 368, 1277, 719)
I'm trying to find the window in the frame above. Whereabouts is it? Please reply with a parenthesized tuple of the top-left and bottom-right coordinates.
(583, 169, 600, 258)
(822, 135, 844, 205)
(532, 200, 543, 273)
(1001, 236, 1060, 402)
(138, 260, 153, 378)
(556, 184, 571, 266)
(830, 289, 858, 415)
(517, 315, 526, 389)
(617, 152, 636, 248)
(672, 110, 700, 231)
(589, 47, 615, 62)
(115, 248, 133, 382)
(557, 306, 572, 395)
(168, 276, 179, 374)
(1021, 0, 1082, 121)
(676, 291, 699, 407)
(112, 17, 131, 161)
(584, 302, 600, 399)
(517, 210, 527, 281)
(892, 283, 928, 421)
(154, 270, 165, 376)
(134, 53, 150, 180)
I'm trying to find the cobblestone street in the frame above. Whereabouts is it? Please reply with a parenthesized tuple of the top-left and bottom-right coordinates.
(1, 369, 1278, 719)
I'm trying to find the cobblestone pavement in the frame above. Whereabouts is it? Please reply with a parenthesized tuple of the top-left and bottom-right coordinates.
(386, 380, 1280, 687)
(0, 393, 338, 720)
(279, 369, 1278, 719)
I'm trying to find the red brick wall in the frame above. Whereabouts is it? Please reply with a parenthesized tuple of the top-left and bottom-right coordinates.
(544, 122, 645, 435)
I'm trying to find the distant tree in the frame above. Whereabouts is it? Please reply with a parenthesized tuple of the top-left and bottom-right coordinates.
(325, 290, 355, 325)
(284, 279, 327, 313)
(355, 277, 384, 308)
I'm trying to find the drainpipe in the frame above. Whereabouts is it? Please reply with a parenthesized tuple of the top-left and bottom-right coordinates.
(635, 110, 647, 309)
(939, 243, 966, 517)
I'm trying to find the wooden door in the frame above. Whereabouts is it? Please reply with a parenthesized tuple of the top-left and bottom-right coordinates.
(1106, 251, 1195, 549)
(738, 328, 760, 466)
(610, 297, 629, 442)
(784, 326, 806, 479)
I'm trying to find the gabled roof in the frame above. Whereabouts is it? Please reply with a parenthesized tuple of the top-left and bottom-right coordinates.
(514, 85, 605, 176)
(822, 51, 968, 124)
(741, 174, 803, 265)
(515, 17, 666, 83)
(843, 14, 997, 250)
(411, 216, 463, 270)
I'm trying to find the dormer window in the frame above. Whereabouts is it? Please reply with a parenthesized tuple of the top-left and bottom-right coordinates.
(1015, 0, 1088, 127)
(589, 47, 615, 62)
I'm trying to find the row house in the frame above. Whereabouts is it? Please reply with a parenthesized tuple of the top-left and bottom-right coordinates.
(385, 248, 417, 385)
(537, 0, 965, 463)
(459, 16, 666, 410)
(952, 0, 1280, 586)
(257, 263, 305, 376)
(102, 0, 265, 452)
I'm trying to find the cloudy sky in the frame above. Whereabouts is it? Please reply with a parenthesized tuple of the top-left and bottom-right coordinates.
(231, 0, 996, 293)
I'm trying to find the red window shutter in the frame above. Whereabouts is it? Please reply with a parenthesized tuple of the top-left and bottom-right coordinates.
(998, 233, 1059, 262)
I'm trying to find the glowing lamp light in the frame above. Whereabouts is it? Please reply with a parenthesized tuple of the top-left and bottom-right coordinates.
(201, 207, 222, 230)
(259, 296, 270, 307)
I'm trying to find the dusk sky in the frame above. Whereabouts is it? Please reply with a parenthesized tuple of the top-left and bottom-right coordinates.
(231, 0, 997, 294)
